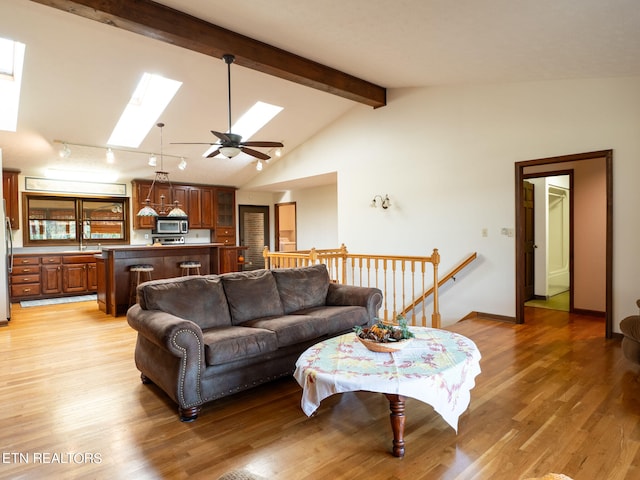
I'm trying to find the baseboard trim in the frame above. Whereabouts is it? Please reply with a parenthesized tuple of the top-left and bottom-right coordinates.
(461, 311, 517, 323)
(572, 308, 606, 317)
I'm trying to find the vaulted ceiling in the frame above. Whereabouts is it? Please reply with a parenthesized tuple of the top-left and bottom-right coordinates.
(1, 0, 639, 190)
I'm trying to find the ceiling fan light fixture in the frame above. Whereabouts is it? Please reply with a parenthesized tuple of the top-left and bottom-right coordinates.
(220, 146, 241, 158)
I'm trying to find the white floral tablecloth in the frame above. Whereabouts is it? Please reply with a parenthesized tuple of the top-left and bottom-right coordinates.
(293, 327, 482, 431)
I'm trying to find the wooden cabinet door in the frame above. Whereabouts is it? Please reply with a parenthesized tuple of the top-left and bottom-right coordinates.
(41, 264, 62, 294)
(187, 187, 202, 227)
(172, 185, 190, 217)
(2, 169, 19, 229)
(215, 187, 235, 228)
(132, 181, 155, 230)
(199, 187, 214, 229)
(87, 263, 98, 291)
(63, 264, 88, 293)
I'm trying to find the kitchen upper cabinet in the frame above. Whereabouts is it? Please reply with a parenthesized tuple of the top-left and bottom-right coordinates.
(2, 169, 19, 229)
(131, 180, 222, 230)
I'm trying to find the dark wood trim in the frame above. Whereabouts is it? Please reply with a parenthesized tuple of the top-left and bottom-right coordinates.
(515, 150, 613, 337)
(29, 0, 386, 108)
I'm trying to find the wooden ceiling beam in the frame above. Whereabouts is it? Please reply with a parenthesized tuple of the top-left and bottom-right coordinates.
(29, 0, 387, 108)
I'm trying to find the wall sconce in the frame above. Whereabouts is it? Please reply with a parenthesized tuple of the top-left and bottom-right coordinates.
(178, 157, 187, 170)
(106, 148, 115, 164)
(256, 159, 264, 171)
(371, 194, 391, 209)
(59, 143, 71, 158)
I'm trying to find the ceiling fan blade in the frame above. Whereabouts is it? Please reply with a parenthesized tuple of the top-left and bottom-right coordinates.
(241, 141, 284, 148)
(206, 148, 222, 158)
(240, 146, 270, 160)
(211, 130, 231, 142)
(171, 142, 217, 145)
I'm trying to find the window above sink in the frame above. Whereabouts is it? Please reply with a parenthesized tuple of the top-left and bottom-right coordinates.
(23, 193, 130, 247)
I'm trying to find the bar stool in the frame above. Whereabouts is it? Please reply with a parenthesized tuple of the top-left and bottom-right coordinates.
(129, 264, 154, 306)
(180, 261, 201, 276)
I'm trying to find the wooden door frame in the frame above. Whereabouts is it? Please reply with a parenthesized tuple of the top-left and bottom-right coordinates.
(515, 150, 613, 337)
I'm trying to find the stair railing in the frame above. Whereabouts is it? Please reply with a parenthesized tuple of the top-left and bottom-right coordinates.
(264, 244, 463, 328)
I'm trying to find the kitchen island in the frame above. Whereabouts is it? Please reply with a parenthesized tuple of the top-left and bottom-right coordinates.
(97, 243, 246, 316)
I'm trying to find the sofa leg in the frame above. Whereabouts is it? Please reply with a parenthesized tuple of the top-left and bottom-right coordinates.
(179, 406, 200, 422)
(140, 373, 154, 384)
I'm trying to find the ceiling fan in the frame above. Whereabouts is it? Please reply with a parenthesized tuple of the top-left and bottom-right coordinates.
(173, 54, 283, 161)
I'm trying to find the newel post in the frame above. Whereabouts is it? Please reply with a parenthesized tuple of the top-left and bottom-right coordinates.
(431, 248, 441, 329)
(340, 243, 348, 284)
(263, 246, 270, 269)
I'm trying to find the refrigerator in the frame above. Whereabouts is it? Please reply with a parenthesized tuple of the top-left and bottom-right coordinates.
(2, 198, 12, 322)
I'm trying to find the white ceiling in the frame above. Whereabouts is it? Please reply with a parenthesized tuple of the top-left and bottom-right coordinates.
(1, 0, 640, 191)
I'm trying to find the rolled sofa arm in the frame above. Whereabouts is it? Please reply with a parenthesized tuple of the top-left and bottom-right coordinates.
(127, 304, 204, 356)
(326, 283, 383, 324)
(127, 304, 205, 411)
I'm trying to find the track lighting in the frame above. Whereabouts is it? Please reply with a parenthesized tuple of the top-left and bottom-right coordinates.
(148, 154, 157, 167)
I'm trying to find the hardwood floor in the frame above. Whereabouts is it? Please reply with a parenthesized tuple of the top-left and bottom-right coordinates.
(1, 302, 638, 479)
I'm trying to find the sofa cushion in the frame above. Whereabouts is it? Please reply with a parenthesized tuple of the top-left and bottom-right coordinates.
(202, 326, 278, 366)
(137, 276, 231, 330)
(221, 270, 284, 325)
(271, 264, 330, 314)
(294, 305, 370, 333)
(242, 315, 331, 347)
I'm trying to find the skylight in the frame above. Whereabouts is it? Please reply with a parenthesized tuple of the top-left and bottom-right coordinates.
(203, 101, 283, 157)
(108, 73, 182, 148)
(0, 37, 26, 132)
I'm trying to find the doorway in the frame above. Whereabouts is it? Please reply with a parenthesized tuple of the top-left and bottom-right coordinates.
(238, 205, 269, 271)
(275, 202, 297, 252)
(515, 150, 613, 337)
(522, 173, 572, 313)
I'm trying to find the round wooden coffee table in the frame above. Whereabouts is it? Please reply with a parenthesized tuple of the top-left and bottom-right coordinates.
(293, 327, 481, 457)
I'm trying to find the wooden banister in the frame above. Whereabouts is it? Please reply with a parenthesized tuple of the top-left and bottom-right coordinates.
(400, 252, 477, 319)
(262, 245, 476, 329)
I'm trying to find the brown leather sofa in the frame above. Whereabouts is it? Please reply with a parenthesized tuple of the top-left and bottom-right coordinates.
(620, 299, 640, 365)
(127, 264, 382, 421)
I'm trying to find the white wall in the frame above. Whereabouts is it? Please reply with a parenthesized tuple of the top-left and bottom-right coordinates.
(244, 76, 640, 330)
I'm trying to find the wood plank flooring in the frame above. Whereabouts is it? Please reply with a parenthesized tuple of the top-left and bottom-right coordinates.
(1, 302, 638, 479)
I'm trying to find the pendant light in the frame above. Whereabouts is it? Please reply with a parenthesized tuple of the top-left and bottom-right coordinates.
(136, 123, 186, 217)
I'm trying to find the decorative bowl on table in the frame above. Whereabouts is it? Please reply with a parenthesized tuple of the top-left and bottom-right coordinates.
(354, 316, 414, 353)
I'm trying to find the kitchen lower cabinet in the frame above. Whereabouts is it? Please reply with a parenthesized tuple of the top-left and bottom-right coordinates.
(10, 253, 99, 302)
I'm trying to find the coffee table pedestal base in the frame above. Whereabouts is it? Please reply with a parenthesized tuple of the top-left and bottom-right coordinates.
(385, 394, 406, 457)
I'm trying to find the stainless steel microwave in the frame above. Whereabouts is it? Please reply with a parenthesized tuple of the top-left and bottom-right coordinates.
(153, 217, 188, 235)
